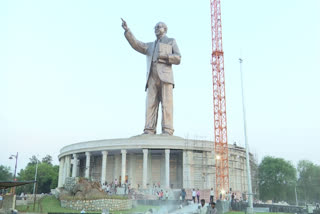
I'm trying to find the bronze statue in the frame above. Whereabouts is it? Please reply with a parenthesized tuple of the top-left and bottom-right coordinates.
(122, 19, 181, 135)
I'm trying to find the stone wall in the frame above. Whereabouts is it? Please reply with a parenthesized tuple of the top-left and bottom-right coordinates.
(60, 198, 132, 211)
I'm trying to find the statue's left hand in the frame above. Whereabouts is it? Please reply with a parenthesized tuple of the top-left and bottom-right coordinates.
(121, 18, 128, 31)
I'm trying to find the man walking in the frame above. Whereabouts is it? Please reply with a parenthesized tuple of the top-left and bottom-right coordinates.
(122, 19, 181, 135)
(197, 199, 208, 214)
(210, 188, 214, 203)
(197, 189, 200, 204)
(207, 202, 217, 214)
(192, 189, 197, 203)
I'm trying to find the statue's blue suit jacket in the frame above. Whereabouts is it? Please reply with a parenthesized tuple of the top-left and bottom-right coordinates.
(124, 30, 181, 91)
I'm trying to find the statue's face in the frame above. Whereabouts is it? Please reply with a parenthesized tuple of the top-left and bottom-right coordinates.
(154, 23, 166, 37)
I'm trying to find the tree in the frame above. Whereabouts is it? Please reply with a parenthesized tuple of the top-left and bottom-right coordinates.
(258, 156, 297, 203)
(17, 156, 58, 194)
(42, 155, 53, 165)
(0, 165, 13, 181)
(27, 155, 40, 166)
(297, 160, 320, 203)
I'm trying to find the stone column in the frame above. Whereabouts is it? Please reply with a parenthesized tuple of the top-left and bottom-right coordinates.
(101, 151, 108, 184)
(142, 149, 148, 188)
(165, 149, 170, 188)
(58, 157, 65, 187)
(114, 155, 120, 181)
(63, 156, 68, 184)
(65, 155, 71, 178)
(85, 152, 91, 179)
(121, 150, 127, 185)
(149, 151, 154, 187)
(72, 153, 78, 177)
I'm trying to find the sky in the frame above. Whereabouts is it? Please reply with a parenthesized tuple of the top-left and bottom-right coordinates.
(1, 0, 320, 174)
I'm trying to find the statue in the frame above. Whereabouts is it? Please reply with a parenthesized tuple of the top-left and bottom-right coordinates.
(121, 19, 181, 135)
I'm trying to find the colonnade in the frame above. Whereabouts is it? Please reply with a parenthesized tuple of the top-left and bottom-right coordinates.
(58, 149, 171, 189)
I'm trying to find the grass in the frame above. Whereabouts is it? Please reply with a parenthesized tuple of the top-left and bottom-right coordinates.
(16, 196, 158, 213)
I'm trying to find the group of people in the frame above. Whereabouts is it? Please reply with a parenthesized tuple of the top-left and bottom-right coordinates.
(101, 179, 131, 195)
(177, 188, 217, 214)
(192, 189, 201, 204)
(197, 200, 217, 214)
(191, 188, 215, 204)
(155, 190, 169, 200)
(194, 188, 217, 214)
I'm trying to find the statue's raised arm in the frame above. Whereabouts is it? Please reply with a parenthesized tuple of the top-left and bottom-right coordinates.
(122, 19, 148, 55)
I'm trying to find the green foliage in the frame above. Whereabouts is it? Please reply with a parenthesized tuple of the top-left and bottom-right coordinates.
(258, 156, 297, 203)
(0, 165, 13, 181)
(297, 160, 320, 203)
(16, 155, 58, 194)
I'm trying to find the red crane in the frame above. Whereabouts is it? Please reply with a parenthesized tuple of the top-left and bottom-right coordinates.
(210, 0, 230, 198)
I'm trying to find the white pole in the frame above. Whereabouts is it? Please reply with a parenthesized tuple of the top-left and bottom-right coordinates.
(33, 158, 39, 195)
(295, 186, 298, 206)
(239, 58, 254, 213)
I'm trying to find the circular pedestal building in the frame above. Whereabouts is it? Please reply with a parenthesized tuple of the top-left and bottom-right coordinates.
(58, 135, 257, 194)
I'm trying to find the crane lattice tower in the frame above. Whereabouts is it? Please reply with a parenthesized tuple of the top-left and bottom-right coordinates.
(210, 0, 230, 198)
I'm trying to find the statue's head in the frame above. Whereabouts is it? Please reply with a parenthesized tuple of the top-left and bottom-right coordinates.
(154, 22, 167, 37)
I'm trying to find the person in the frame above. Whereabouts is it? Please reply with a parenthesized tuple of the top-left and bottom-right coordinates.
(165, 190, 169, 200)
(128, 184, 130, 194)
(181, 189, 186, 202)
(197, 189, 200, 203)
(80, 209, 86, 214)
(101, 183, 106, 192)
(114, 179, 118, 187)
(122, 19, 181, 135)
(210, 188, 214, 203)
(231, 192, 235, 210)
(106, 184, 110, 194)
(124, 183, 127, 195)
(192, 189, 197, 203)
(114, 184, 117, 195)
(145, 208, 153, 214)
(197, 199, 208, 214)
(207, 202, 217, 214)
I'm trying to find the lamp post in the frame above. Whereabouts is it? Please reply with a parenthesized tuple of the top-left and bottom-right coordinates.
(295, 185, 298, 206)
(239, 58, 254, 214)
(33, 157, 39, 212)
(9, 152, 18, 194)
(33, 157, 39, 195)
